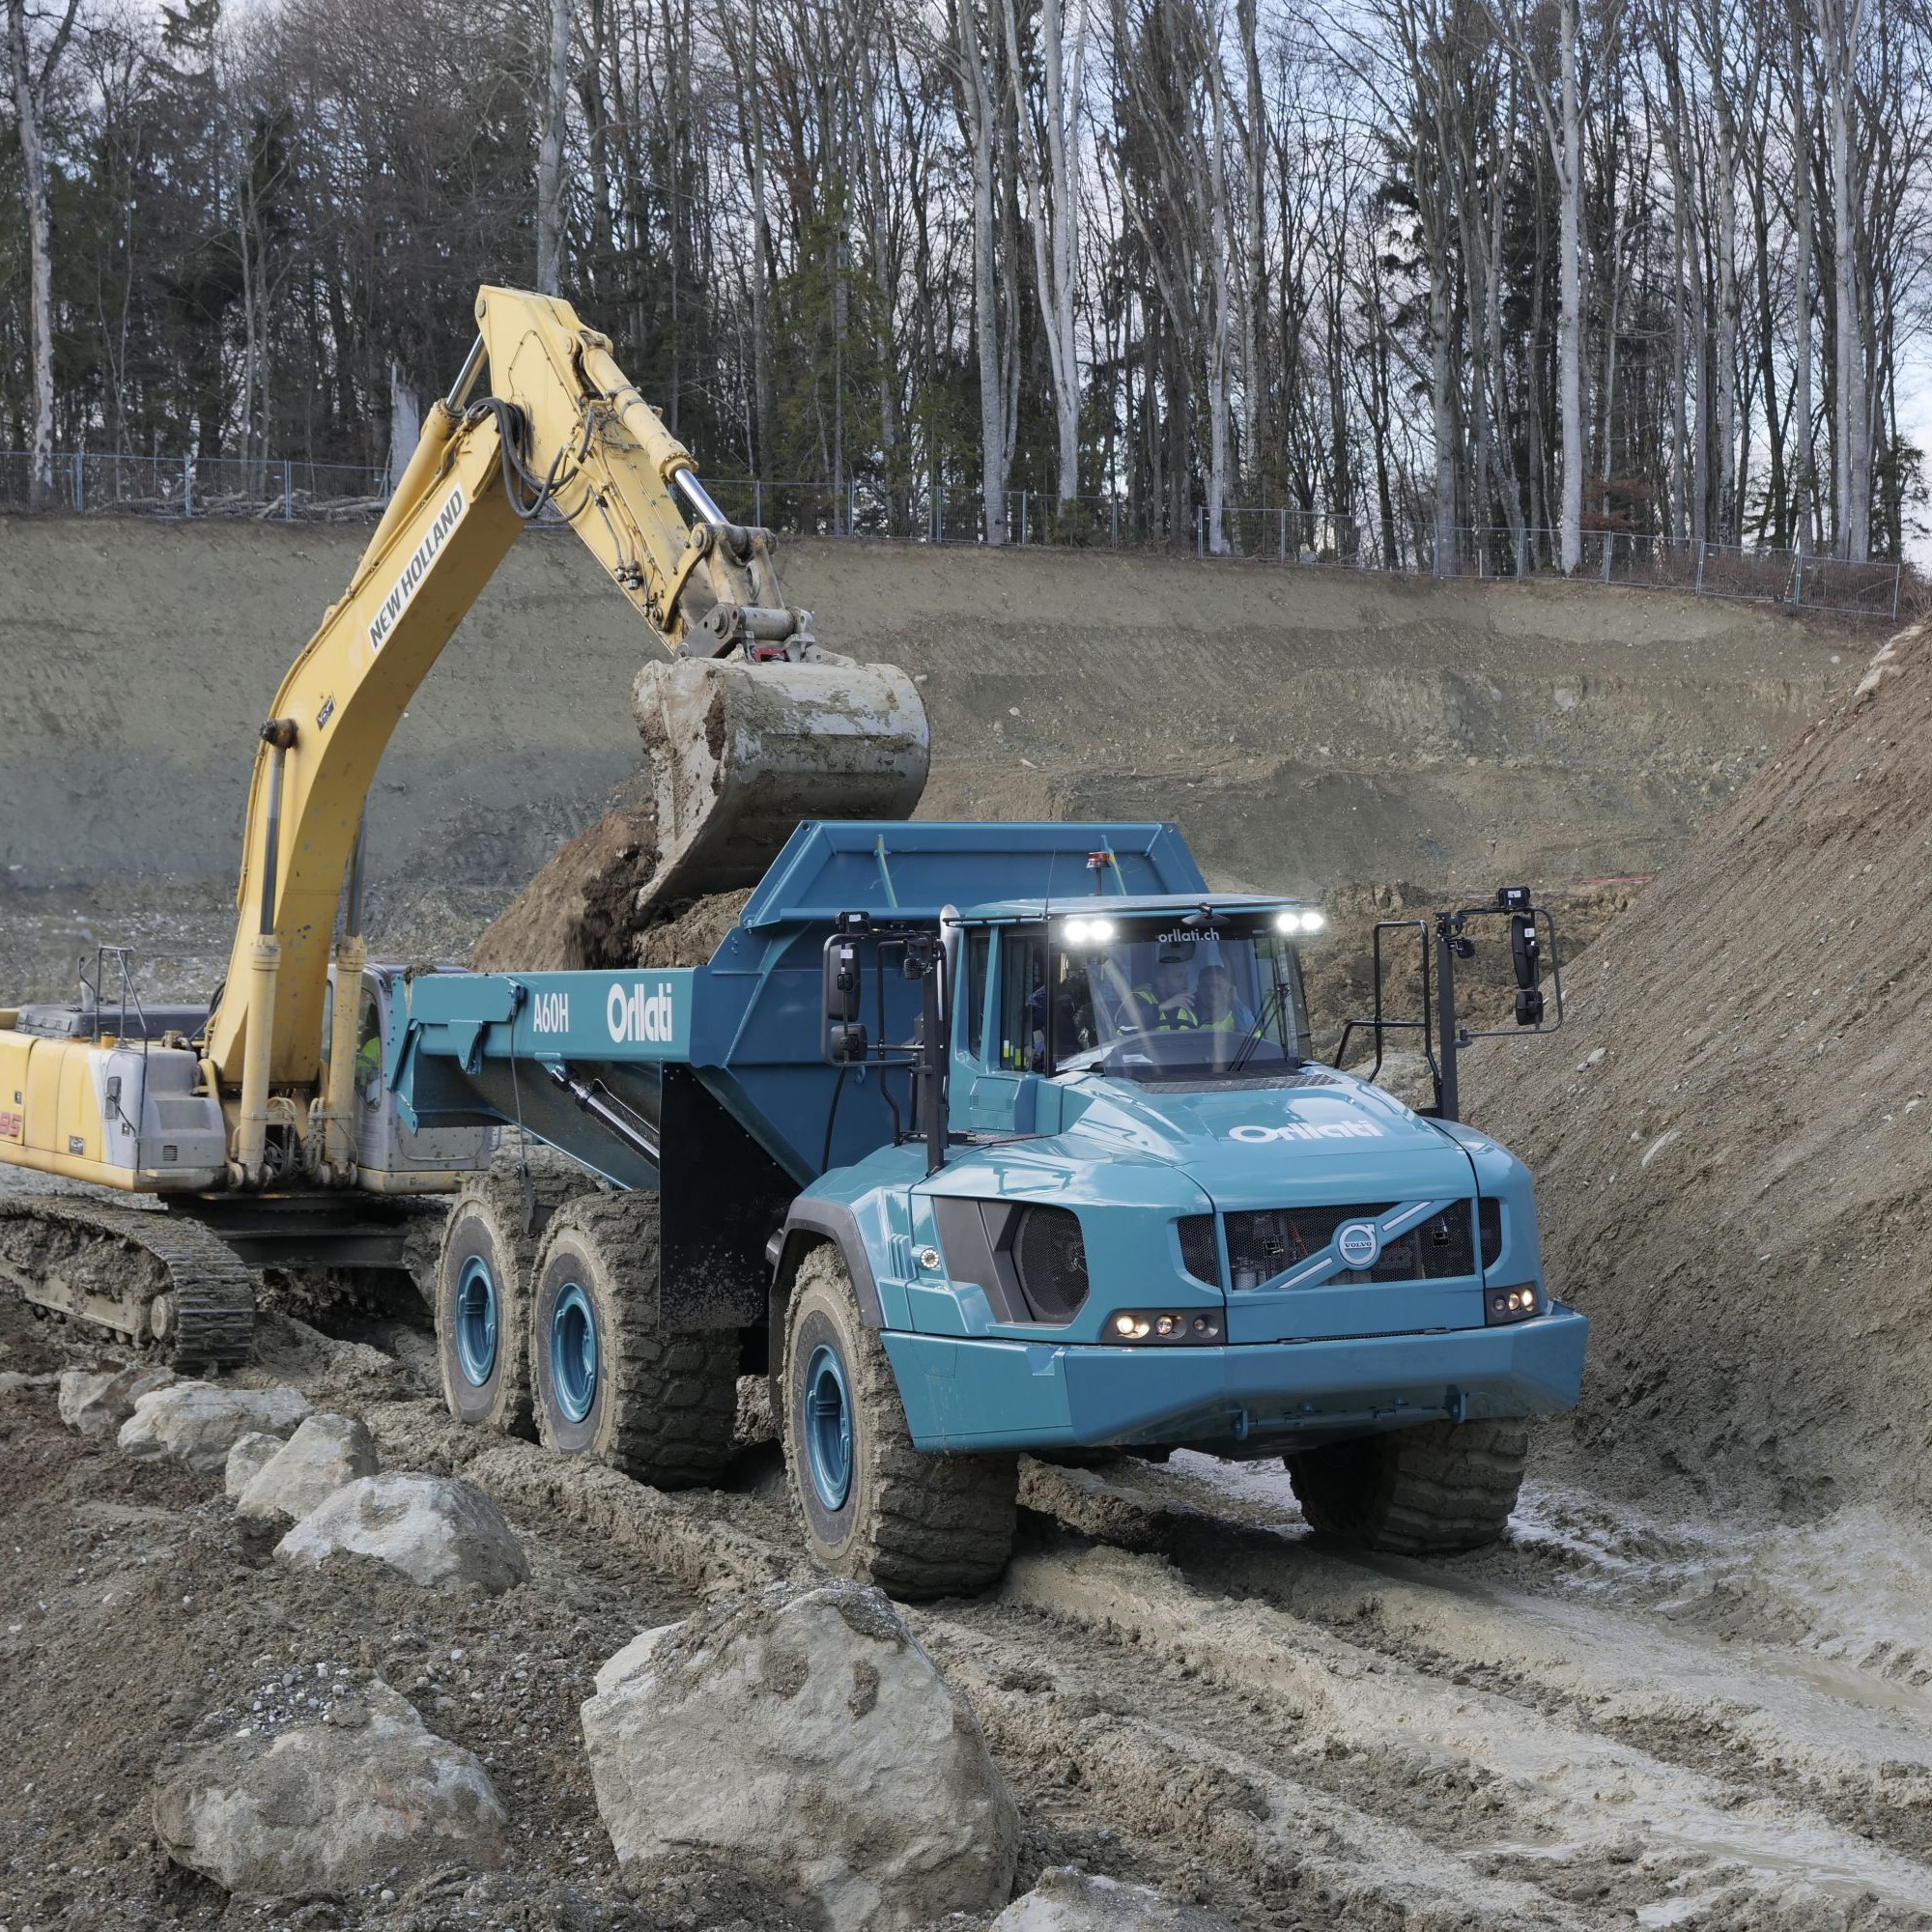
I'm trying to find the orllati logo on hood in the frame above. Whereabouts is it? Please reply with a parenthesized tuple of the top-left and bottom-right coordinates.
(1226, 1121, 1383, 1143)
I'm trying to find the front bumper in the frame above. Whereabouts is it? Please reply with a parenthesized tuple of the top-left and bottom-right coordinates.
(882, 1303, 1588, 1454)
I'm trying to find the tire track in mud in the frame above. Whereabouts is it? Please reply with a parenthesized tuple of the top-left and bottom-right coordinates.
(374, 1392, 1932, 1929)
(1020, 1456, 1932, 1871)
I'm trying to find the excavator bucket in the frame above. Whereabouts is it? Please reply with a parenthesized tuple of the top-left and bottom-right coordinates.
(632, 654, 930, 908)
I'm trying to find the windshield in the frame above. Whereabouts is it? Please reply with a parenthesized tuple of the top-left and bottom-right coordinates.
(998, 915, 1314, 1083)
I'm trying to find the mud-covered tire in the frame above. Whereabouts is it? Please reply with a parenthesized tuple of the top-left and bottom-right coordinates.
(1284, 1419, 1528, 1555)
(433, 1159, 588, 1435)
(529, 1193, 737, 1489)
(436, 1191, 536, 1435)
(781, 1243, 1016, 1598)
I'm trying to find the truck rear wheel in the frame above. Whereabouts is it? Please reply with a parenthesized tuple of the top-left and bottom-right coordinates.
(781, 1243, 1016, 1598)
(1284, 1418, 1528, 1555)
(529, 1193, 737, 1489)
(434, 1156, 591, 1435)
(435, 1189, 537, 1435)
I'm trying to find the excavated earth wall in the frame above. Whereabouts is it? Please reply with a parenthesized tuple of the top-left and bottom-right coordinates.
(0, 514, 1856, 1005)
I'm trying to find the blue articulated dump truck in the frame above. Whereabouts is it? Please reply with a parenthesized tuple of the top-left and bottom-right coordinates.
(393, 818, 1587, 1596)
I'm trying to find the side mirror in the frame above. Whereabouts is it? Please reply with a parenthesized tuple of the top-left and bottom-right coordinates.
(1509, 912, 1544, 1025)
(824, 924, 868, 1064)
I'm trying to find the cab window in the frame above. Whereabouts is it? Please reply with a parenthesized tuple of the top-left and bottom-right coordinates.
(997, 927, 1048, 1070)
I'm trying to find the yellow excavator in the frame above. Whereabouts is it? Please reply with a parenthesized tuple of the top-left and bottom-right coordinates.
(0, 284, 927, 1368)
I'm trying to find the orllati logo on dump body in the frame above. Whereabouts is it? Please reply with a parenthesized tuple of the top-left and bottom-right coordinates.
(607, 980, 676, 1044)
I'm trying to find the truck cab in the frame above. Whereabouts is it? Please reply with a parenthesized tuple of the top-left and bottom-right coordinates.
(792, 893, 1581, 1468)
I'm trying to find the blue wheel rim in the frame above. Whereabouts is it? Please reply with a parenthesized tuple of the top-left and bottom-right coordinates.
(455, 1256, 498, 1388)
(550, 1282, 598, 1424)
(804, 1342, 853, 1512)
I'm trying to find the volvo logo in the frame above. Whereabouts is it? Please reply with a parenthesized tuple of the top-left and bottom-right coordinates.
(1335, 1220, 1382, 1268)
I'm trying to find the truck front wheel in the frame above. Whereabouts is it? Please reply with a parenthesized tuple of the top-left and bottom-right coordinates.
(781, 1243, 1016, 1598)
(529, 1194, 737, 1489)
(1284, 1418, 1528, 1555)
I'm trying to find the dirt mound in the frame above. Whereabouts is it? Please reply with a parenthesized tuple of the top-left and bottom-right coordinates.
(470, 795, 659, 971)
(1465, 622, 1932, 1520)
(469, 786, 752, 975)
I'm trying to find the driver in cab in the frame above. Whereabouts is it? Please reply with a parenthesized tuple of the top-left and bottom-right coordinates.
(1132, 949, 1199, 1032)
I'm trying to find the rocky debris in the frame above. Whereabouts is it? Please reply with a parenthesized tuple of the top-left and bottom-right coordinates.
(224, 1431, 286, 1497)
(275, 1472, 529, 1595)
(581, 1579, 1017, 1932)
(994, 1868, 1236, 1930)
(57, 1363, 177, 1437)
(0, 1369, 58, 1396)
(236, 1411, 380, 1523)
(152, 1682, 505, 1896)
(117, 1380, 310, 1474)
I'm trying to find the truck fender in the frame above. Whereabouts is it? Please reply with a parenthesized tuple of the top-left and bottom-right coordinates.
(768, 1202, 886, 1325)
(765, 1202, 886, 1392)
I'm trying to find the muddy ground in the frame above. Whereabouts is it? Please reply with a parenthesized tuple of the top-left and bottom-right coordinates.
(8, 1289, 1932, 1931)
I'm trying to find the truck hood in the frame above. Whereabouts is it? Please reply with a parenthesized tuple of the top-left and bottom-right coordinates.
(1057, 1068, 1476, 1208)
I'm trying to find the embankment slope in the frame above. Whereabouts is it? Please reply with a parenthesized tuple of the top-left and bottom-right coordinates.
(0, 515, 1853, 1000)
(1468, 621, 1932, 1520)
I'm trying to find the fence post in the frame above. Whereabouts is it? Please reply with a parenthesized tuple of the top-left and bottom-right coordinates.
(1280, 507, 1288, 561)
(848, 479, 857, 536)
(1110, 495, 1119, 548)
(1196, 505, 1204, 558)
(1602, 531, 1614, 584)
(754, 477, 762, 527)
(73, 453, 83, 513)
(1694, 542, 1705, 595)
(283, 460, 293, 522)
(1792, 544, 1804, 608)
(936, 490, 944, 545)
(184, 455, 194, 518)
(1893, 561, 1903, 621)
(1020, 490, 1028, 547)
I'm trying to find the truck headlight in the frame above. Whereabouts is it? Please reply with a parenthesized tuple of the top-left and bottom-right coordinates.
(1485, 1285, 1540, 1325)
(1110, 1309, 1222, 1345)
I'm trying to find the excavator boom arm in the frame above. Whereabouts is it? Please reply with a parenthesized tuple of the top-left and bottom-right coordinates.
(204, 287, 925, 1115)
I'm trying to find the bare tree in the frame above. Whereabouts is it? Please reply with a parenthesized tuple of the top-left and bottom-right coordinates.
(536, 0, 573, 293)
(6, 0, 81, 506)
(1003, 0, 1086, 514)
(1811, 0, 1870, 558)
(955, 0, 1015, 540)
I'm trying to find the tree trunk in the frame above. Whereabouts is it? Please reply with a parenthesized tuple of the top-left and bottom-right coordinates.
(1815, 0, 1869, 560)
(536, 0, 573, 294)
(6, 0, 59, 509)
(957, 0, 1009, 542)
(1555, 0, 1583, 573)
(1790, 2, 1816, 559)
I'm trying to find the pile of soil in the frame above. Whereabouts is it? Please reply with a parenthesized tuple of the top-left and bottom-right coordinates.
(1465, 622, 1932, 1521)
(469, 785, 752, 974)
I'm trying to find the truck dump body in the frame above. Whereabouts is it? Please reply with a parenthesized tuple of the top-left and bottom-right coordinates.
(393, 819, 1585, 1457)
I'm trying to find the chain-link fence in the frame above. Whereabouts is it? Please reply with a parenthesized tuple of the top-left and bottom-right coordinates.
(0, 450, 390, 521)
(2, 451, 1906, 619)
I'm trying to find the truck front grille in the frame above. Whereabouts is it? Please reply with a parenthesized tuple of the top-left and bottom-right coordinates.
(1224, 1202, 1476, 1290)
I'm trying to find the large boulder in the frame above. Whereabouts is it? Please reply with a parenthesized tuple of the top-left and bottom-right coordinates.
(274, 1473, 528, 1595)
(995, 1868, 1236, 1930)
(581, 1580, 1017, 1932)
(152, 1685, 505, 1895)
(237, 1413, 379, 1523)
(224, 1433, 285, 1498)
(59, 1363, 176, 1437)
(118, 1382, 310, 1474)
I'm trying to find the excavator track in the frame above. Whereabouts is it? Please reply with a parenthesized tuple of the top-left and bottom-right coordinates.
(0, 1197, 256, 1373)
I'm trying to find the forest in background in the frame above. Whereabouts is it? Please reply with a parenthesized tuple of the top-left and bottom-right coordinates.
(3, 0, 1929, 567)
